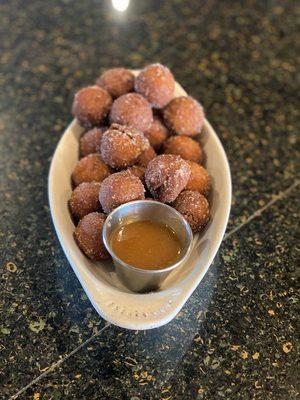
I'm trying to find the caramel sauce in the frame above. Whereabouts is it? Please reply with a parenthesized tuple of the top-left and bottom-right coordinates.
(110, 220, 183, 270)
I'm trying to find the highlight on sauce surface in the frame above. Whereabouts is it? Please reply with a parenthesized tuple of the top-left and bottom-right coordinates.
(110, 220, 183, 270)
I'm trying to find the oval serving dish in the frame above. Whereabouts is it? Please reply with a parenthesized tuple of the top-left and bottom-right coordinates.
(48, 72, 232, 330)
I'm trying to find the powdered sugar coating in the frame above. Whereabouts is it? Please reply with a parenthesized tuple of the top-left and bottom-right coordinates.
(163, 96, 204, 136)
(109, 93, 153, 132)
(145, 154, 191, 203)
(79, 127, 107, 157)
(96, 68, 134, 98)
(135, 63, 175, 109)
(186, 161, 211, 196)
(144, 116, 170, 149)
(99, 171, 145, 213)
(72, 86, 112, 128)
(164, 135, 202, 163)
(74, 212, 110, 260)
(137, 145, 157, 168)
(172, 190, 210, 232)
(72, 153, 111, 187)
(69, 182, 102, 219)
(100, 123, 149, 169)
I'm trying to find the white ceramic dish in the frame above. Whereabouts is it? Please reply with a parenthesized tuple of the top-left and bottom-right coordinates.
(48, 73, 231, 330)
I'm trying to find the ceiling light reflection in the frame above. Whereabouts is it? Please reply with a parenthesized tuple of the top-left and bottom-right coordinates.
(112, 0, 130, 12)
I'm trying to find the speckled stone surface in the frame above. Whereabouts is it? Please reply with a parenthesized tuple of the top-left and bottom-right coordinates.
(0, 0, 299, 399)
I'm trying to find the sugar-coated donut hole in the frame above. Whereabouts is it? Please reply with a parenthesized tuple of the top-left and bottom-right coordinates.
(135, 63, 175, 109)
(96, 68, 134, 98)
(109, 93, 153, 132)
(74, 212, 110, 260)
(99, 171, 145, 213)
(172, 190, 210, 232)
(79, 127, 107, 157)
(144, 116, 170, 150)
(164, 136, 202, 163)
(72, 86, 112, 128)
(70, 182, 102, 220)
(145, 154, 191, 203)
(72, 154, 111, 187)
(163, 96, 204, 136)
(100, 123, 149, 169)
(186, 161, 211, 196)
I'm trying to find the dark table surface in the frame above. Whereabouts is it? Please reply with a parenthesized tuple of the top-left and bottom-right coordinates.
(1, 0, 299, 399)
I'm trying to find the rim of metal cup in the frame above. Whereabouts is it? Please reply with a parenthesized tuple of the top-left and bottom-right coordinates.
(102, 200, 193, 275)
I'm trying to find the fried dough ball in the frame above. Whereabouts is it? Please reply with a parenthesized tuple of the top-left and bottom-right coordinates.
(173, 190, 210, 232)
(109, 93, 153, 132)
(164, 136, 202, 163)
(79, 127, 107, 157)
(135, 63, 175, 108)
(127, 165, 146, 184)
(99, 171, 145, 213)
(74, 212, 110, 260)
(100, 123, 149, 169)
(96, 68, 134, 98)
(144, 116, 170, 150)
(186, 162, 211, 196)
(163, 96, 204, 136)
(72, 154, 111, 187)
(72, 86, 112, 128)
(69, 182, 102, 219)
(145, 154, 191, 203)
(137, 146, 157, 168)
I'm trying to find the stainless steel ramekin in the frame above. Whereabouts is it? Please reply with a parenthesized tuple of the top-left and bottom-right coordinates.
(102, 200, 193, 293)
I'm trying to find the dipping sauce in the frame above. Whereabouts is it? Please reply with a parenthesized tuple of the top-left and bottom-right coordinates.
(110, 220, 183, 270)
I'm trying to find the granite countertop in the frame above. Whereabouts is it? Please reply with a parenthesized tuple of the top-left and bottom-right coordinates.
(0, 0, 299, 399)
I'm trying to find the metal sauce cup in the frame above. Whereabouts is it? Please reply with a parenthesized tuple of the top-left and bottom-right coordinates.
(102, 200, 193, 293)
